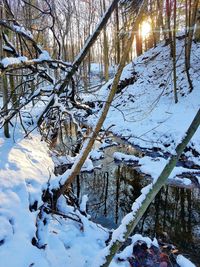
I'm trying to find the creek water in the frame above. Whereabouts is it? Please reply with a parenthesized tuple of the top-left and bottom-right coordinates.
(74, 142, 200, 266)
(56, 124, 200, 265)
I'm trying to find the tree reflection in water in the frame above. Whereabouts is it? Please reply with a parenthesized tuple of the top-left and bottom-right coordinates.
(76, 163, 200, 265)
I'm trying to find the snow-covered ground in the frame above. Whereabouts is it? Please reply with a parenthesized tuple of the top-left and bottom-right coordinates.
(0, 129, 110, 267)
(0, 39, 199, 267)
(87, 40, 200, 151)
(85, 39, 200, 187)
(1, 129, 191, 267)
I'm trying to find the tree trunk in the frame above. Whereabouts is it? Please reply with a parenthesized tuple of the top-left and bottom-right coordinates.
(166, 0, 173, 56)
(149, 0, 157, 48)
(115, 5, 120, 64)
(156, 0, 167, 41)
(102, 0, 109, 81)
(185, 0, 199, 92)
(0, 0, 10, 138)
(194, 8, 200, 41)
(9, 73, 17, 108)
(54, 0, 148, 203)
(2, 75, 10, 138)
(97, 108, 200, 267)
(136, 24, 143, 56)
(173, 0, 178, 103)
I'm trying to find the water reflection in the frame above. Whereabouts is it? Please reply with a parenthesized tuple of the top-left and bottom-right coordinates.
(58, 122, 200, 264)
(75, 164, 200, 265)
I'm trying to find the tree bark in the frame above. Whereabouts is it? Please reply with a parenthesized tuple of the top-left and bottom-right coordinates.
(115, 5, 120, 64)
(185, 0, 199, 92)
(173, 0, 178, 103)
(156, 0, 167, 41)
(102, 0, 109, 81)
(0, 0, 10, 138)
(166, 0, 173, 56)
(97, 108, 200, 267)
(194, 8, 200, 41)
(136, 24, 143, 56)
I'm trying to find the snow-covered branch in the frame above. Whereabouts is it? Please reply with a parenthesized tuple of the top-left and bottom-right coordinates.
(0, 55, 72, 74)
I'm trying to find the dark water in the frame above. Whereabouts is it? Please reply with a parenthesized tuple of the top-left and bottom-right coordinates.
(57, 124, 200, 265)
(74, 152, 200, 266)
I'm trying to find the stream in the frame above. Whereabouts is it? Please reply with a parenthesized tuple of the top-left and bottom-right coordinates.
(55, 124, 200, 265)
(75, 139, 200, 266)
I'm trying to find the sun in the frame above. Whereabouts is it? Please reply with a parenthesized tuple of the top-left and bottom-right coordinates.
(141, 21, 151, 38)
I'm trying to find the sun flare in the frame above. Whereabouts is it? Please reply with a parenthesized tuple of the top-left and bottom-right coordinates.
(141, 21, 151, 38)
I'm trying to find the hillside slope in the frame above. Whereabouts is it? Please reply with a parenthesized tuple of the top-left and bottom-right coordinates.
(85, 39, 200, 186)
(87, 39, 200, 151)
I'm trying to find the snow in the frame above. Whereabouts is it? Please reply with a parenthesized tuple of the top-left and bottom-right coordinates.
(86, 40, 200, 155)
(91, 181, 156, 266)
(79, 40, 200, 266)
(176, 255, 196, 267)
(0, 130, 53, 267)
(80, 195, 88, 213)
(175, 177, 192, 186)
(0, 128, 195, 266)
(84, 39, 200, 189)
(90, 149, 104, 160)
(1, 56, 28, 67)
(0, 129, 110, 267)
(13, 25, 33, 38)
(0, 38, 199, 266)
(113, 151, 139, 162)
(3, 45, 13, 52)
(99, 140, 118, 150)
(0, 51, 54, 69)
(112, 151, 198, 187)
(54, 154, 94, 173)
(37, 51, 51, 61)
(93, 234, 161, 267)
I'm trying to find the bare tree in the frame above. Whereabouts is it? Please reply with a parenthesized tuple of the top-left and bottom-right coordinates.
(185, 0, 199, 92)
(0, 0, 10, 137)
(173, 0, 178, 103)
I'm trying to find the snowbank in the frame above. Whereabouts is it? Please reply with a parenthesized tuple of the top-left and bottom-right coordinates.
(87, 40, 200, 155)
(0, 130, 109, 267)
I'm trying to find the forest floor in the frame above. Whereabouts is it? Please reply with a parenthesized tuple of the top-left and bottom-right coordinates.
(0, 39, 199, 267)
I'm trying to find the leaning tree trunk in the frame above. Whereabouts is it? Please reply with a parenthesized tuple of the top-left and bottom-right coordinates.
(54, 0, 148, 202)
(115, 5, 120, 65)
(37, 0, 120, 126)
(97, 108, 200, 267)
